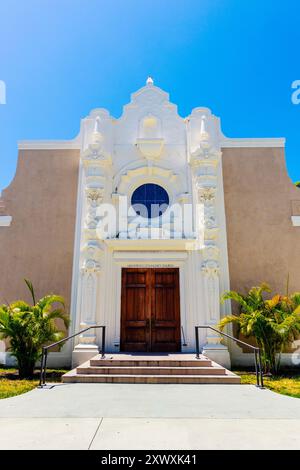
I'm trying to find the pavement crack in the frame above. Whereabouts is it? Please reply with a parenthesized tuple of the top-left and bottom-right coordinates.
(88, 418, 103, 450)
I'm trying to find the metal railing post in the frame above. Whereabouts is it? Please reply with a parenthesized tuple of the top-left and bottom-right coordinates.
(39, 348, 45, 387)
(42, 349, 48, 386)
(195, 325, 265, 390)
(181, 326, 187, 347)
(254, 349, 259, 388)
(38, 324, 106, 388)
(258, 349, 264, 389)
(101, 326, 106, 358)
(195, 326, 200, 359)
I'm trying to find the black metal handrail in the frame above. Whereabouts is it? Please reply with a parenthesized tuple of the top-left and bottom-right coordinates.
(38, 325, 106, 387)
(195, 325, 264, 389)
(181, 325, 187, 347)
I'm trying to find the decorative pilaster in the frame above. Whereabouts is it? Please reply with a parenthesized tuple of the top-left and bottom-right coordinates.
(77, 241, 102, 346)
(72, 116, 112, 366)
(190, 116, 230, 366)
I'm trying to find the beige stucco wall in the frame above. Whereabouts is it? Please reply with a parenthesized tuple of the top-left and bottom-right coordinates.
(222, 146, 300, 300)
(1, 144, 299, 362)
(0, 149, 80, 311)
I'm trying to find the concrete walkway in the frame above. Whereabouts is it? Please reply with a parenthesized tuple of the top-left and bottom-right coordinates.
(0, 384, 300, 449)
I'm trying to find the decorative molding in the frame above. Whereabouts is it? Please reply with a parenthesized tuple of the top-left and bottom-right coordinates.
(104, 238, 197, 251)
(85, 188, 104, 230)
(18, 139, 80, 150)
(190, 147, 221, 167)
(201, 259, 220, 277)
(221, 137, 285, 148)
(136, 138, 164, 160)
(113, 251, 188, 261)
(86, 187, 104, 203)
(198, 186, 216, 203)
(81, 241, 103, 273)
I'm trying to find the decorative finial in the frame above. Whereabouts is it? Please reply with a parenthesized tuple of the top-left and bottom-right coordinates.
(92, 116, 103, 146)
(94, 116, 101, 134)
(146, 76, 154, 86)
(200, 115, 210, 142)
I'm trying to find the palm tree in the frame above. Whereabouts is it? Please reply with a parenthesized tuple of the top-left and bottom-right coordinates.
(0, 280, 69, 378)
(219, 283, 300, 374)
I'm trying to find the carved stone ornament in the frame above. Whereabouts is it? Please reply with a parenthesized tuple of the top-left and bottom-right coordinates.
(81, 258, 101, 273)
(201, 259, 220, 277)
(81, 242, 102, 273)
(190, 147, 221, 168)
(198, 186, 216, 203)
(82, 148, 112, 167)
(86, 188, 104, 204)
(203, 245, 220, 261)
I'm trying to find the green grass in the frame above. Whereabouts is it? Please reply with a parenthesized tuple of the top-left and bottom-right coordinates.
(0, 367, 68, 399)
(236, 370, 300, 399)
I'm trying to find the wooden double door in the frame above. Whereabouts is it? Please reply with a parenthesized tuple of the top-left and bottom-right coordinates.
(120, 268, 181, 352)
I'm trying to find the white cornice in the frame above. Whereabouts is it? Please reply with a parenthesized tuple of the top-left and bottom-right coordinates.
(18, 139, 80, 150)
(221, 138, 285, 148)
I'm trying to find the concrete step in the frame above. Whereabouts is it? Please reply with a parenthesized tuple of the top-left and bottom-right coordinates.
(76, 365, 226, 376)
(62, 372, 240, 384)
(62, 354, 241, 384)
(90, 356, 212, 368)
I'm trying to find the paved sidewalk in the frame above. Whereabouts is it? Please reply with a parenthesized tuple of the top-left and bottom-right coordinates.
(0, 384, 300, 449)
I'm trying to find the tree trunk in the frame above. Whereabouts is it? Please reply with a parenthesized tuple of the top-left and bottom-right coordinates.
(18, 359, 36, 379)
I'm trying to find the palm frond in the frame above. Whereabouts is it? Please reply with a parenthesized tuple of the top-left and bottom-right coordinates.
(218, 315, 240, 331)
(24, 279, 36, 305)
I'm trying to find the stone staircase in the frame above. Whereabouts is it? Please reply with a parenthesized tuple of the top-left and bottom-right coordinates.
(62, 353, 240, 384)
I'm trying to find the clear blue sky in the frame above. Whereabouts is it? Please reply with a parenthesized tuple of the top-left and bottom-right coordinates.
(0, 0, 299, 191)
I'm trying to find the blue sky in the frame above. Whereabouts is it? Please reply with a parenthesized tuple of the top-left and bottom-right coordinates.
(0, 0, 299, 191)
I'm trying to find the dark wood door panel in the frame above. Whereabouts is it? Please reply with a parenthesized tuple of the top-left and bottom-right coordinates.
(121, 268, 150, 352)
(121, 268, 180, 352)
(151, 269, 181, 352)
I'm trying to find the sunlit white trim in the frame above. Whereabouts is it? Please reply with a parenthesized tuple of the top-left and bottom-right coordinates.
(292, 216, 300, 226)
(18, 139, 80, 150)
(221, 137, 285, 148)
(0, 216, 12, 226)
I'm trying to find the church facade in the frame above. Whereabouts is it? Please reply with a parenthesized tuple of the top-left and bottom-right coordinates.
(1, 79, 300, 368)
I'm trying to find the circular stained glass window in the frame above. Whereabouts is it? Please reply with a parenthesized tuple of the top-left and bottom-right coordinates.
(131, 183, 169, 218)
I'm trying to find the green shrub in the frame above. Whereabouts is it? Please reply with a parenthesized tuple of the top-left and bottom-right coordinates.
(0, 280, 69, 379)
(219, 283, 300, 374)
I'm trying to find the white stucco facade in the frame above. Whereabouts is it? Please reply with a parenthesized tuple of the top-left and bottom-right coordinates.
(70, 79, 232, 367)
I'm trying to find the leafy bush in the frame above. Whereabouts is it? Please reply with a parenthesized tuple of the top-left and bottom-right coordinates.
(0, 280, 69, 378)
(219, 283, 300, 374)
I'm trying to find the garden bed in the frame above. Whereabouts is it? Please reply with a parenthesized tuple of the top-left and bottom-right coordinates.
(0, 367, 68, 399)
(235, 369, 300, 398)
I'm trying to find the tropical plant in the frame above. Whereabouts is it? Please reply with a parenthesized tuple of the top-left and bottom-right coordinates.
(0, 280, 69, 379)
(294, 181, 300, 188)
(219, 283, 300, 374)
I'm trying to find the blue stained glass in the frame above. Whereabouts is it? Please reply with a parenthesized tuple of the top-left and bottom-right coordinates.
(131, 183, 169, 218)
